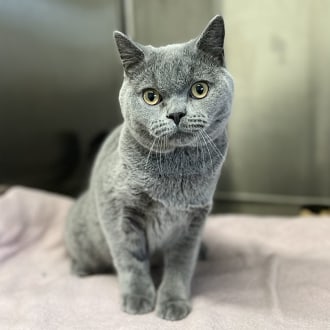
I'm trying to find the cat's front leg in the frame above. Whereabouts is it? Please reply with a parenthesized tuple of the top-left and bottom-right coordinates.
(102, 205, 156, 314)
(156, 208, 208, 321)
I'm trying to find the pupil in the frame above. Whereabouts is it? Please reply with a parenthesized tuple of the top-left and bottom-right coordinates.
(196, 84, 204, 94)
(148, 92, 155, 101)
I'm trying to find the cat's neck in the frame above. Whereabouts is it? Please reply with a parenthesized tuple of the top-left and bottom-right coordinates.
(119, 124, 227, 177)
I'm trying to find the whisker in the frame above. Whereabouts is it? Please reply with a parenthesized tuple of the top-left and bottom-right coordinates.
(202, 129, 225, 160)
(164, 136, 169, 156)
(145, 137, 157, 170)
(195, 133, 200, 164)
(163, 136, 169, 173)
(156, 137, 164, 176)
(154, 138, 160, 175)
(159, 137, 164, 176)
(189, 128, 201, 169)
(196, 131, 206, 170)
(189, 128, 199, 159)
(200, 130, 213, 174)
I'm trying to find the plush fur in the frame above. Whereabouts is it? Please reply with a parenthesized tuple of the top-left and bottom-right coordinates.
(65, 15, 234, 321)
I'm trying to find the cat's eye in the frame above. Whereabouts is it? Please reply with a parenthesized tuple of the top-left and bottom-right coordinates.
(190, 82, 209, 99)
(143, 89, 162, 105)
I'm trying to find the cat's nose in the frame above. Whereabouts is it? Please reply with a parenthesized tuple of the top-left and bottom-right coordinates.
(167, 112, 186, 126)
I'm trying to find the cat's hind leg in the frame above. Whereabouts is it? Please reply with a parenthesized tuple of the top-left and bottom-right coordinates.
(65, 192, 113, 276)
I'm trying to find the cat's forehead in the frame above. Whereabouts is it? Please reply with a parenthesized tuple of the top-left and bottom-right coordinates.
(137, 43, 213, 93)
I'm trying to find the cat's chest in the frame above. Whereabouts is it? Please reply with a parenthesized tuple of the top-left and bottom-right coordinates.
(133, 145, 223, 209)
(143, 173, 217, 209)
(146, 205, 190, 252)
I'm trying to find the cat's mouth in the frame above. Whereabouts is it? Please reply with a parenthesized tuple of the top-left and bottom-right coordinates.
(145, 124, 207, 149)
(147, 118, 209, 149)
(171, 129, 194, 138)
(154, 126, 200, 139)
(149, 116, 208, 140)
(165, 127, 203, 147)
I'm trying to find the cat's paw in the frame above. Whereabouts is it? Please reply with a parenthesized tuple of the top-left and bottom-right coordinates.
(122, 294, 155, 314)
(156, 300, 191, 321)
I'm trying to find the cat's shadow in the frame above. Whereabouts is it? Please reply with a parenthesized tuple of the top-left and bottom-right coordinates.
(190, 241, 272, 311)
(189, 238, 308, 313)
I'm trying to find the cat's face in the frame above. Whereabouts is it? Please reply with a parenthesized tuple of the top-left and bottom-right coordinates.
(115, 16, 233, 150)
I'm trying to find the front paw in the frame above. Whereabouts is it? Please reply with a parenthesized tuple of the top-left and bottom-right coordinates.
(156, 300, 191, 321)
(122, 294, 155, 315)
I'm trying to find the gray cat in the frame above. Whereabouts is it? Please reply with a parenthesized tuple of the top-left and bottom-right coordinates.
(65, 15, 234, 321)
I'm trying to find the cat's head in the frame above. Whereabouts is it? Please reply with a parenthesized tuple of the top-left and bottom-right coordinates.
(114, 16, 233, 150)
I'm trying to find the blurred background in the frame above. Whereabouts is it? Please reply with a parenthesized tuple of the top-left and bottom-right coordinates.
(0, 0, 329, 214)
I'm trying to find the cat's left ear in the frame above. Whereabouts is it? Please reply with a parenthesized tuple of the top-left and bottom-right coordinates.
(196, 15, 225, 65)
(113, 31, 145, 76)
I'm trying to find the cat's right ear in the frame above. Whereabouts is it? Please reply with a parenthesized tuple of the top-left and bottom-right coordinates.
(113, 31, 144, 76)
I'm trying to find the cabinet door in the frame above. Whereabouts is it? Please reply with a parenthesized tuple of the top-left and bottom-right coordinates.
(0, 0, 123, 194)
(310, 0, 330, 198)
(216, 0, 330, 208)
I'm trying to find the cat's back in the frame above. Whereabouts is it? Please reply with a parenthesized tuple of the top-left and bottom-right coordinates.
(91, 124, 122, 182)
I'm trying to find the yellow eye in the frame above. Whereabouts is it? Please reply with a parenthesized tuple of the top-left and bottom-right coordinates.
(190, 82, 209, 99)
(143, 89, 162, 105)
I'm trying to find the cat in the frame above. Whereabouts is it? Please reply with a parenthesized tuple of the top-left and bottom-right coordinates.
(65, 15, 234, 321)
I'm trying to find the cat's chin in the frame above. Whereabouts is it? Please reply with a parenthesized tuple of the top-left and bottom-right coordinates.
(144, 126, 204, 149)
(166, 130, 199, 148)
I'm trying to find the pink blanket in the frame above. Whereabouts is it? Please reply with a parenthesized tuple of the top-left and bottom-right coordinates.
(1, 187, 329, 329)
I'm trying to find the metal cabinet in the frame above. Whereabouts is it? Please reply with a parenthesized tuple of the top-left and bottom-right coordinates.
(0, 0, 124, 194)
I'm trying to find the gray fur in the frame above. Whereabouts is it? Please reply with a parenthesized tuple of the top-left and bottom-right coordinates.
(65, 15, 234, 321)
